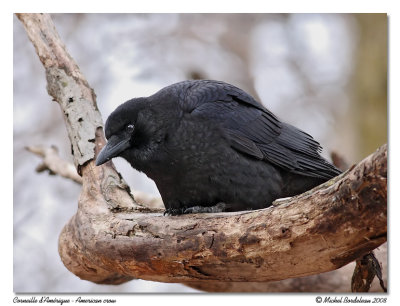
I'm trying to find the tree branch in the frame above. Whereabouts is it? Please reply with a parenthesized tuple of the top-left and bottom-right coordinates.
(25, 144, 163, 209)
(24, 144, 387, 292)
(25, 145, 83, 184)
(18, 13, 387, 288)
(351, 252, 387, 292)
(58, 144, 387, 284)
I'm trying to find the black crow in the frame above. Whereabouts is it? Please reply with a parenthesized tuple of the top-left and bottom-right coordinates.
(96, 80, 341, 215)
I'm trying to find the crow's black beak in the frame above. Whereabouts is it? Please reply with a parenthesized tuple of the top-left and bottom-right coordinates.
(95, 135, 131, 166)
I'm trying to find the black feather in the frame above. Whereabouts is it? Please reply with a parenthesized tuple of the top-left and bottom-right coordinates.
(97, 80, 342, 215)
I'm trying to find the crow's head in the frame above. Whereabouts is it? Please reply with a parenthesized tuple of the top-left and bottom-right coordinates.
(95, 97, 172, 168)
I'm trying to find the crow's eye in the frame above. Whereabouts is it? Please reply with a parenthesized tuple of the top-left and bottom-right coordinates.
(126, 124, 135, 133)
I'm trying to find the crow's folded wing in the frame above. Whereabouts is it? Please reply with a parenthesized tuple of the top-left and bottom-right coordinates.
(184, 80, 341, 179)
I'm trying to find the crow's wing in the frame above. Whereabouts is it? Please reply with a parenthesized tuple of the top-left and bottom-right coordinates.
(180, 80, 341, 179)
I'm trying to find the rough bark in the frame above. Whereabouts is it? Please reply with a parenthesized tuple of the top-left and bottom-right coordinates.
(18, 13, 387, 289)
(25, 143, 388, 292)
(58, 144, 387, 284)
(186, 244, 387, 292)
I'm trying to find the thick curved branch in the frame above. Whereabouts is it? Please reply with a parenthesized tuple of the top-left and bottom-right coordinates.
(17, 13, 143, 213)
(17, 13, 103, 171)
(58, 144, 387, 284)
(24, 146, 387, 292)
(18, 13, 387, 287)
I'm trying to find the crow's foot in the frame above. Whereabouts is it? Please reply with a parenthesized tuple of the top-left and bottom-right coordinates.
(164, 203, 228, 216)
(163, 207, 187, 216)
(183, 202, 228, 214)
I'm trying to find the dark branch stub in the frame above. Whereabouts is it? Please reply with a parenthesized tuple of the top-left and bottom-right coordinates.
(351, 252, 387, 292)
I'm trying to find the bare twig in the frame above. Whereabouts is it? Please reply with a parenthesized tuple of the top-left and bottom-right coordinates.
(25, 144, 163, 209)
(26, 145, 83, 184)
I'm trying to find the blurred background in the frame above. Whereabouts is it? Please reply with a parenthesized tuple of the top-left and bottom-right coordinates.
(13, 13, 387, 292)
